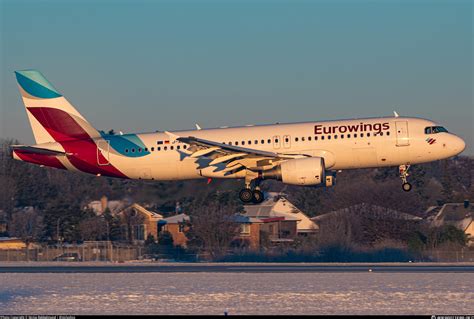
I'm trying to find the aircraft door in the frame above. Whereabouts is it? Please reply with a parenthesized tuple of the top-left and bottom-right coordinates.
(273, 135, 281, 149)
(283, 135, 291, 149)
(97, 140, 110, 165)
(395, 121, 410, 146)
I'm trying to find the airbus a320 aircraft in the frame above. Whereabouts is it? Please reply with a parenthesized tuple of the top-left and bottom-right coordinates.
(11, 70, 466, 203)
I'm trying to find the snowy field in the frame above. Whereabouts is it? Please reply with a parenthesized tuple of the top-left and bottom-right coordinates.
(1, 272, 473, 315)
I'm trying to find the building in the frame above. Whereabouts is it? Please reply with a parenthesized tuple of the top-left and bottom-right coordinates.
(233, 214, 298, 250)
(229, 193, 312, 250)
(0, 237, 26, 250)
(117, 203, 163, 243)
(158, 213, 191, 247)
(85, 196, 130, 215)
(428, 200, 474, 246)
(243, 192, 318, 235)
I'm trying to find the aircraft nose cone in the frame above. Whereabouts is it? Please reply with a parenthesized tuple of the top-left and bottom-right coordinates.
(452, 135, 466, 155)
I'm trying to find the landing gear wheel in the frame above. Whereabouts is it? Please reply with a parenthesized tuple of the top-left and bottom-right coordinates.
(402, 182, 412, 192)
(252, 189, 264, 204)
(239, 189, 254, 203)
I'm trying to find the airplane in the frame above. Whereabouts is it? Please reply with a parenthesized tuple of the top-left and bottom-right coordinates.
(11, 70, 466, 203)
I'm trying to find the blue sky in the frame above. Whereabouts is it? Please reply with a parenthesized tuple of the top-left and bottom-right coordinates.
(1, 0, 472, 154)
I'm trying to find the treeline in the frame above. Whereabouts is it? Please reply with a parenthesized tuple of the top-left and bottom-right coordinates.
(1, 138, 473, 261)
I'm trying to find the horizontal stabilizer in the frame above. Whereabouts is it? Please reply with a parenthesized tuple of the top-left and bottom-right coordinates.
(11, 145, 67, 156)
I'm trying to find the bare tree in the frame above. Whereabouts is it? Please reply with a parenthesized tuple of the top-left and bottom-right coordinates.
(9, 209, 44, 261)
(78, 216, 108, 241)
(186, 201, 240, 260)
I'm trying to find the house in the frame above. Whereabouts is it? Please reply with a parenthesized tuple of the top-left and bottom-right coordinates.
(117, 203, 163, 243)
(428, 200, 473, 245)
(158, 213, 191, 247)
(243, 192, 318, 235)
(0, 237, 26, 250)
(231, 193, 310, 250)
(85, 196, 130, 215)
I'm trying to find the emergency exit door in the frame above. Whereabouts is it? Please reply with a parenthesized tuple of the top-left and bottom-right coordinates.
(395, 121, 409, 146)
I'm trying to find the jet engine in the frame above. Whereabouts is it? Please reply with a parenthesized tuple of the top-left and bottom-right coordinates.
(262, 157, 326, 186)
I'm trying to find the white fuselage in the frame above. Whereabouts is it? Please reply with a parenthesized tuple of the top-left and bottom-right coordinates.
(101, 116, 465, 181)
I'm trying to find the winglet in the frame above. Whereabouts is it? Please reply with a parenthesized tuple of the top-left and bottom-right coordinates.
(393, 111, 400, 118)
(164, 131, 180, 142)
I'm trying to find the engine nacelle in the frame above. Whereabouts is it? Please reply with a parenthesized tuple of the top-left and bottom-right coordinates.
(263, 157, 326, 186)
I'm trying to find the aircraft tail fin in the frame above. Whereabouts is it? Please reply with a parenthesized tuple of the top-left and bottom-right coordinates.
(14, 70, 100, 144)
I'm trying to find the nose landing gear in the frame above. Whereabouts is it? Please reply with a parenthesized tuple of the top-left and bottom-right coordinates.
(399, 164, 412, 192)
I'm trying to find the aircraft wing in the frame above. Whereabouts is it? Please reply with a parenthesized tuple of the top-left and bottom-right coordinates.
(167, 133, 309, 171)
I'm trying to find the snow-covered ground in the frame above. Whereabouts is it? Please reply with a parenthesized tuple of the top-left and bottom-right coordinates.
(1, 272, 473, 315)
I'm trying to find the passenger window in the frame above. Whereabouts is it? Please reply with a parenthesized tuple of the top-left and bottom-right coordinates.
(308, 136, 311, 141)
(170, 146, 174, 150)
(267, 139, 271, 143)
(328, 136, 331, 140)
(360, 133, 364, 138)
(341, 135, 344, 139)
(158, 147, 161, 151)
(295, 137, 299, 142)
(184, 145, 187, 149)
(354, 134, 357, 138)
(275, 139, 279, 143)
(145, 148, 148, 152)
(242, 141, 245, 145)
(164, 146, 167, 150)
(131, 148, 135, 153)
(255, 140, 258, 144)
(380, 132, 384, 136)
(248, 140, 251, 145)
(321, 136, 325, 140)
(386, 132, 390, 136)
(125, 149, 129, 153)
(315, 136, 318, 140)
(285, 137, 289, 142)
(138, 148, 142, 153)
(334, 135, 338, 139)
(367, 133, 370, 137)
(151, 147, 154, 151)
(177, 146, 180, 150)
(236, 142, 239, 145)
(302, 137, 305, 141)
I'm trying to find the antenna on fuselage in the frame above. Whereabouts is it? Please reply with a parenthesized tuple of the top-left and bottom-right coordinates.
(195, 124, 202, 130)
(393, 111, 400, 118)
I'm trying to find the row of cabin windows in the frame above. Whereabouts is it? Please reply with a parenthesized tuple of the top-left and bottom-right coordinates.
(123, 131, 391, 153)
(223, 131, 390, 145)
(124, 144, 188, 153)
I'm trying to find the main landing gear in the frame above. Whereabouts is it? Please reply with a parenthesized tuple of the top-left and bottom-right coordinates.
(399, 164, 412, 192)
(239, 177, 265, 204)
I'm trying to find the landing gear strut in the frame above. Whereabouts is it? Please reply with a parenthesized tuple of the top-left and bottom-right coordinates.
(399, 164, 412, 192)
(239, 176, 265, 204)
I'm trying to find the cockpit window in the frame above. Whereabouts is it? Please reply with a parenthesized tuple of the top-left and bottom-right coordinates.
(425, 126, 448, 134)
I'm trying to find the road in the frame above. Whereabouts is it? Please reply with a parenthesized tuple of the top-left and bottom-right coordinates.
(1, 262, 474, 273)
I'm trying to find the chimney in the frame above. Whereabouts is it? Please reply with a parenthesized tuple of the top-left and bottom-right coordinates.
(101, 195, 108, 213)
(464, 200, 470, 209)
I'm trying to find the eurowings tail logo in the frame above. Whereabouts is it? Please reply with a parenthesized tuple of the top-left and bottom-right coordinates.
(426, 137, 436, 145)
